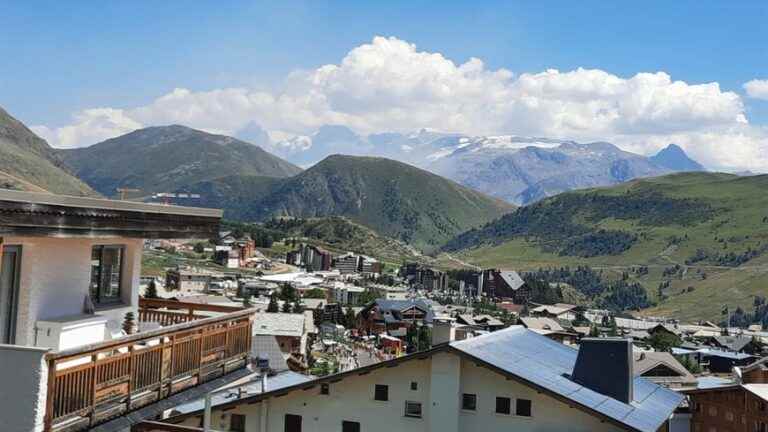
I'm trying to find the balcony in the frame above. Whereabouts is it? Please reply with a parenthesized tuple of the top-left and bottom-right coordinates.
(43, 299, 253, 432)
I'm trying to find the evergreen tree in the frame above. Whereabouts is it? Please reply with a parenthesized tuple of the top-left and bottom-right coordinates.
(243, 290, 253, 308)
(267, 293, 280, 313)
(293, 301, 304, 314)
(122, 312, 136, 335)
(282, 301, 293, 313)
(144, 280, 159, 299)
(344, 306, 357, 329)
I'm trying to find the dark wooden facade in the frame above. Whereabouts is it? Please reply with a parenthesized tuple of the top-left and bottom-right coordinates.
(688, 386, 768, 432)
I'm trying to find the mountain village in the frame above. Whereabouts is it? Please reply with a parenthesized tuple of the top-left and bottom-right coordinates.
(0, 185, 765, 432)
(4, 5, 768, 431)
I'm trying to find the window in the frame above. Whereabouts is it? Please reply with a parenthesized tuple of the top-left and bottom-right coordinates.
(495, 397, 511, 415)
(404, 401, 422, 418)
(285, 414, 302, 432)
(462, 393, 477, 411)
(374, 384, 389, 401)
(320, 383, 329, 395)
(410, 381, 418, 391)
(230, 414, 246, 432)
(342, 421, 360, 432)
(89, 245, 124, 305)
(516, 399, 532, 417)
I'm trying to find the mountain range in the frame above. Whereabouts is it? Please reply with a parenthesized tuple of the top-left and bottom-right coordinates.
(183, 155, 514, 250)
(441, 171, 768, 321)
(0, 107, 96, 196)
(258, 125, 705, 205)
(59, 125, 302, 197)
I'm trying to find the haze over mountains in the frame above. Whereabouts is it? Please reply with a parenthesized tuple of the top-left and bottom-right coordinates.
(257, 124, 706, 205)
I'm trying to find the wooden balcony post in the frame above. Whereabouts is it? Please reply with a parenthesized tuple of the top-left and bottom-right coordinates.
(88, 354, 98, 427)
(43, 357, 56, 432)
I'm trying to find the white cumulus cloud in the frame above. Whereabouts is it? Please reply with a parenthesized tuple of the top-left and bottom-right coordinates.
(33, 36, 768, 171)
(744, 79, 768, 101)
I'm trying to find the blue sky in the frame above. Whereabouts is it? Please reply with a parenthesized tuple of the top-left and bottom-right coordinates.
(2, 1, 768, 170)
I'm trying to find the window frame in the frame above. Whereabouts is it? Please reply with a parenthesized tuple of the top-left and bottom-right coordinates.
(404, 400, 423, 418)
(230, 413, 246, 432)
(516, 398, 532, 417)
(495, 396, 511, 415)
(320, 383, 330, 395)
(342, 420, 360, 432)
(89, 245, 126, 306)
(410, 381, 418, 391)
(374, 384, 389, 402)
(461, 393, 477, 411)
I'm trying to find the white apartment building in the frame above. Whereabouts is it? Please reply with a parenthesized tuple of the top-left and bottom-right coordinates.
(165, 327, 683, 432)
(0, 190, 256, 432)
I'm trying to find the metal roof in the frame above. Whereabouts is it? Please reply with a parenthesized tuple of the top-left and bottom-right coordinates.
(449, 327, 683, 432)
(0, 188, 222, 217)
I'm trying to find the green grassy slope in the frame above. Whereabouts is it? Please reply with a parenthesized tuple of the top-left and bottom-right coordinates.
(442, 172, 768, 321)
(188, 155, 514, 251)
(0, 106, 97, 196)
(60, 125, 302, 197)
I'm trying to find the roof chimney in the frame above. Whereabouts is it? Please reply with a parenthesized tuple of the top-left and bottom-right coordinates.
(572, 338, 633, 404)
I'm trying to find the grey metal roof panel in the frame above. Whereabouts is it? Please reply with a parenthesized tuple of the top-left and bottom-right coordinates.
(450, 326, 683, 432)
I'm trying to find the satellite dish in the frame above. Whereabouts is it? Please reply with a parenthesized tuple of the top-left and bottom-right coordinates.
(734, 366, 743, 383)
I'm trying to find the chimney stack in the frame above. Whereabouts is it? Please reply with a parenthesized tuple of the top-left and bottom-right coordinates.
(571, 338, 633, 404)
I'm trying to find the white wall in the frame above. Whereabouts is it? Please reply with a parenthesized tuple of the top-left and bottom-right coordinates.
(0, 344, 49, 432)
(181, 351, 629, 432)
(4, 236, 142, 347)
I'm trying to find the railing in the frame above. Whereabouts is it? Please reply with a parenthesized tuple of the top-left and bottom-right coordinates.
(138, 298, 245, 327)
(43, 309, 253, 432)
(133, 421, 204, 432)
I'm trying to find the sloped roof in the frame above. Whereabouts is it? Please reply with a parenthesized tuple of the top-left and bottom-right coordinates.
(370, 299, 434, 322)
(531, 303, 577, 316)
(520, 317, 565, 332)
(252, 313, 308, 337)
(451, 327, 683, 432)
(633, 352, 697, 385)
(713, 335, 756, 352)
(498, 270, 525, 291)
(168, 327, 681, 432)
(457, 314, 504, 327)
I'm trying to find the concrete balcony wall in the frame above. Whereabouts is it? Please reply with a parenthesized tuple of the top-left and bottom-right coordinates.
(0, 344, 49, 432)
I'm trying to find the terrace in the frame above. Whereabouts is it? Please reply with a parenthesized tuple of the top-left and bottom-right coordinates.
(44, 299, 253, 432)
(0, 189, 252, 432)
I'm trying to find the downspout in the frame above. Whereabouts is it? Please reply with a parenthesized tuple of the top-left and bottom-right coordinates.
(203, 392, 212, 432)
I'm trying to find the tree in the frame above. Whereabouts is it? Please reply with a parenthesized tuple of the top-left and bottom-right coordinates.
(416, 325, 432, 351)
(647, 331, 681, 352)
(122, 312, 136, 335)
(293, 301, 304, 314)
(267, 293, 280, 313)
(282, 301, 293, 313)
(304, 288, 327, 299)
(679, 355, 702, 374)
(588, 324, 600, 337)
(144, 280, 159, 299)
(280, 283, 299, 303)
(344, 306, 357, 329)
(193, 242, 206, 254)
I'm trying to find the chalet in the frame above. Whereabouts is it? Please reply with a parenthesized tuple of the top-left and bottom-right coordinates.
(707, 334, 764, 355)
(0, 189, 254, 432)
(165, 267, 223, 294)
(519, 316, 578, 345)
(456, 314, 505, 332)
(479, 269, 531, 303)
(685, 357, 768, 431)
(633, 352, 697, 389)
(160, 329, 683, 432)
(530, 303, 578, 320)
(252, 311, 317, 371)
(358, 299, 434, 337)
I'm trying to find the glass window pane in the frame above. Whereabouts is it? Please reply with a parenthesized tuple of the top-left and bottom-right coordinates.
(100, 247, 122, 301)
(89, 247, 102, 301)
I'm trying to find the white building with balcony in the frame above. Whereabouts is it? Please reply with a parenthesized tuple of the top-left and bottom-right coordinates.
(0, 190, 254, 432)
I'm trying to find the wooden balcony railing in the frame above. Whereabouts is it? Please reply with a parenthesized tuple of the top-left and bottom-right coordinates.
(138, 297, 245, 326)
(43, 308, 253, 432)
